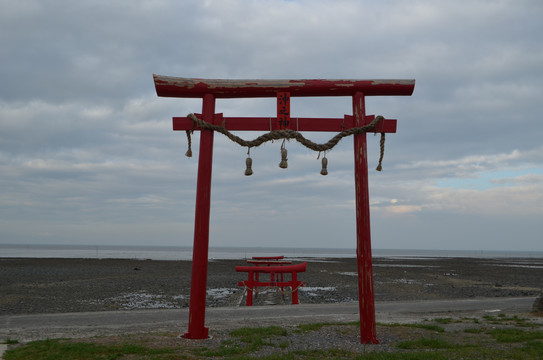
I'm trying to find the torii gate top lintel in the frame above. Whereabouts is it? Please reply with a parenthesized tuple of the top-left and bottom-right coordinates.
(153, 74, 415, 98)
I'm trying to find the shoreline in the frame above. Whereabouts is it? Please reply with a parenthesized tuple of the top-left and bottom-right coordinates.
(1, 256, 542, 316)
(3, 243, 543, 261)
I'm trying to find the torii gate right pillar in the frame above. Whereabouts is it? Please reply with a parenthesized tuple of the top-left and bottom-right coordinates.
(353, 91, 378, 343)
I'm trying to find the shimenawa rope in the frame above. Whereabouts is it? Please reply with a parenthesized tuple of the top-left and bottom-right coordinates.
(184, 113, 387, 173)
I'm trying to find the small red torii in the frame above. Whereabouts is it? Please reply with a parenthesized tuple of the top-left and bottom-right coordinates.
(154, 75, 415, 344)
(236, 262, 307, 306)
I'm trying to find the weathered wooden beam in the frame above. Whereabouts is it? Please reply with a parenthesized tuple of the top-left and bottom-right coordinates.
(173, 114, 397, 133)
(235, 262, 307, 274)
(154, 75, 415, 98)
(182, 94, 215, 340)
(353, 91, 378, 344)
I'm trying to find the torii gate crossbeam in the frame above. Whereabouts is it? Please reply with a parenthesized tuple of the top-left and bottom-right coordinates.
(154, 75, 415, 344)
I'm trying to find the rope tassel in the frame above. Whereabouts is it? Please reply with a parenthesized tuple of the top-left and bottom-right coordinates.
(245, 156, 253, 176)
(375, 133, 385, 171)
(279, 146, 288, 169)
(320, 156, 328, 175)
(185, 130, 193, 157)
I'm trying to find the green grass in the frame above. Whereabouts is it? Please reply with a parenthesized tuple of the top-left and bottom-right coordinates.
(482, 314, 538, 327)
(230, 325, 288, 339)
(384, 322, 445, 333)
(295, 321, 359, 333)
(464, 327, 486, 334)
(193, 325, 288, 357)
(433, 317, 455, 324)
(487, 328, 543, 343)
(523, 341, 543, 355)
(4, 316, 543, 360)
(396, 337, 457, 349)
(3, 339, 177, 360)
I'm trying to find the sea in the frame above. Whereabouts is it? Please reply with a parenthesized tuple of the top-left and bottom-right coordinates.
(1, 244, 542, 261)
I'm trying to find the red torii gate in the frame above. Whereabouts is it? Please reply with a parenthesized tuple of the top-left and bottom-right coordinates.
(153, 75, 415, 344)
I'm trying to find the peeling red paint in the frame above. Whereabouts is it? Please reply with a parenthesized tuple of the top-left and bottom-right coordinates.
(153, 75, 415, 98)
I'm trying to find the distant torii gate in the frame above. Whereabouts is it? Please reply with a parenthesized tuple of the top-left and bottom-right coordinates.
(153, 75, 415, 344)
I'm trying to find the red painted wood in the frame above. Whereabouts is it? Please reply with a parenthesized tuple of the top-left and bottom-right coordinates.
(235, 262, 307, 273)
(353, 92, 379, 344)
(237, 279, 304, 287)
(292, 271, 300, 304)
(173, 115, 397, 133)
(252, 255, 284, 260)
(154, 75, 415, 98)
(183, 94, 216, 340)
(236, 262, 307, 306)
(246, 260, 292, 266)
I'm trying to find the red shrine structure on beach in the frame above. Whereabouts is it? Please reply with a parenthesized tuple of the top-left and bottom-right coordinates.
(153, 75, 415, 344)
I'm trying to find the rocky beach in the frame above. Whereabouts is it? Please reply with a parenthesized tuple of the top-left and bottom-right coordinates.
(1, 256, 542, 315)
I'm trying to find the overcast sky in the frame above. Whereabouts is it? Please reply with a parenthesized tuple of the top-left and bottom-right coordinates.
(1, 0, 542, 252)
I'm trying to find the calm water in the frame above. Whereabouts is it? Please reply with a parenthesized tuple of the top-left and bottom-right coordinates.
(1, 244, 542, 260)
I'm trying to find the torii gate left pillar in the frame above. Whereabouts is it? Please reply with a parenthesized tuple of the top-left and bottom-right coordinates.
(154, 75, 415, 343)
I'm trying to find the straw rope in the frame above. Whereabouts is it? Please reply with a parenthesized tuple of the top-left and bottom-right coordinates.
(185, 113, 387, 171)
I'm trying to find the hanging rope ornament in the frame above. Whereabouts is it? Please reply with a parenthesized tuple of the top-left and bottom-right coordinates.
(245, 148, 253, 176)
(185, 130, 193, 157)
(320, 155, 328, 176)
(279, 140, 288, 169)
(184, 113, 388, 172)
(375, 133, 385, 172)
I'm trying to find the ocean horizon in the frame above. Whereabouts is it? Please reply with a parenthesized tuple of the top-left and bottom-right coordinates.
(1, 243, 542, 261)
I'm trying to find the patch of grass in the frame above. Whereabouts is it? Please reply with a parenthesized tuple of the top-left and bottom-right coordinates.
(194, 325, 289, 357)
(289, 348, 447, 360)
(487, 328, 543, 343)
(433, 317, 455, 324)
(451, 346, 511, 359)
(522, 340, 543, 355)
(396, 337, 456, 350)
(482, 314, 502, 324)
(482, 314, 537, 327)
(278, 340, 289, 349)
(384, 323, 445, 333)
(295, 321, 358, 333)
(295, 323, 329, 333)
(4, 338, 18, 345)
(298, 348, 355, 357)
(230, 325, 288, 339)
(3, 339, 177, 360)
(194, 344, 244, 358)
(464, 327, 486, 334)
(360, 352, 450, 360)
(288, 349, 351, 359)
(412, 324, 446, 333)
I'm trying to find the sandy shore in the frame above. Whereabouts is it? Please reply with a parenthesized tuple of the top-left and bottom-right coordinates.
(1, 256, 542, 315)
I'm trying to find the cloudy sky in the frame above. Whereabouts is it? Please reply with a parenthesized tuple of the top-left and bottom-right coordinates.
(1, 0, 542, 252)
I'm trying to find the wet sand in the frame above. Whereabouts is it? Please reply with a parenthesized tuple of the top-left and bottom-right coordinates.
(1, 256, 542, 315)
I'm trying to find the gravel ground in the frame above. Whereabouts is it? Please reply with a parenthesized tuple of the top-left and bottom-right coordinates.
(1, 256, 542, 315)
(2, 256, 543, 357)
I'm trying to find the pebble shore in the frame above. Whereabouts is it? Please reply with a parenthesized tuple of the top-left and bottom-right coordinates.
(1, 256, 542, 315)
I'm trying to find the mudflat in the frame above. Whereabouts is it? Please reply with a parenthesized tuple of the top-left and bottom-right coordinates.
(1, 256, 541, 315)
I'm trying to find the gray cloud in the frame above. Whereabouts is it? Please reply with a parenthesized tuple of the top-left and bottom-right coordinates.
(1, 0, 542, 251)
